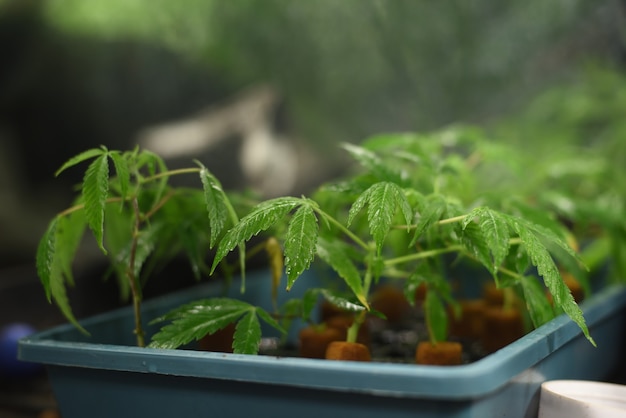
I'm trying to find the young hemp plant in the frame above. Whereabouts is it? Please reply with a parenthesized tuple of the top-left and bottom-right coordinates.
(189, 129, 594, 361)
(35, 146, 280, 348)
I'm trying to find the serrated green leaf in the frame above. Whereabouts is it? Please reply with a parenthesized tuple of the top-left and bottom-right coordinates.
(256, 307, 285, 335)
(424, 289, 447, 344)
(519, 276, 555, 328)
(302, 288, 321, 320)
(82, 153, 110, 254)
(55, 147, 106, 177)
(411, 194, 446, 246)
(360, 133, 419, 152)
(278, 298, 303, 331)
(340, 143, 403, 183)
(199, 166, 229, 248)
(463, 207, 510, 274)
(133, 225, 160, 278)
(460, 221, 494, 276)
(211, 197, 302, 273)
(232, 311, 262, 355)
(316, 238, 367, 307)
(514, 243, 531, 275)
(348, 182, 412, 254)
(285, 204, 318, 289)
(149, 298, 251, 349)
(320, 289, 366, 313)
(50, 267, 87, 334)
(36, 218, 87, 334)
(510, 221, 594, 345)
(36, 218, 58, 302)
(55, 211, 87, 286)
(109, 151, 130, 203)
(404, 269, 428, 305)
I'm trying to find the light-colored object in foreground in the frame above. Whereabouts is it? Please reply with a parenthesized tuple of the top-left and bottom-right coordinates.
(539, 379, 626, 418)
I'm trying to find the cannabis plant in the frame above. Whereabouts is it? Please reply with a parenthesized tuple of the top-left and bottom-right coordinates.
(35, 147, 271, 348)
(37, 127, 603, 356)
(155, 126, 595, 351)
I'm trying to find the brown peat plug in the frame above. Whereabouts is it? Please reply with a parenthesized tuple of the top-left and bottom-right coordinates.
(415, 341, 463, 365)
(298, 325, 344, 359)
(448, 299, 486, 340)
(481, 307, 525, 353)
(370, 284, 412, 323)
(325, 341, 372, 362)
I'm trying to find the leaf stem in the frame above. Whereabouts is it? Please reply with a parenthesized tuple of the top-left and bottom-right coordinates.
(314, 208, 370, 251)
(56, 197, 123, 218)
(346, 310, 367, 344)
(395, 214, 467, 231)
(384, 245, 463, 266)
(437, 214, 468, 225)
(142, 190, 176, 221)
(141, 167, 201, 183)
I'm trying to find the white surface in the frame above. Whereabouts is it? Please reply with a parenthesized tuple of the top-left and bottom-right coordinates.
(539, 379, 626, 418)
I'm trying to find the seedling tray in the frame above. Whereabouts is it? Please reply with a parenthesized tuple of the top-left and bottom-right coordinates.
(19, 271, 626, 418)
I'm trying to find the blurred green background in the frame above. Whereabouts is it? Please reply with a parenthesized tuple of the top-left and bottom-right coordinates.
(1, 0, 625, 267)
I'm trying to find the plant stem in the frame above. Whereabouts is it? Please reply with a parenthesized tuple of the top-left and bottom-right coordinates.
(128, 197, 145, 347)
(437, 214, 468, 225)
(314, 207, 370, 251)
(394, 214, 467, 231)
(346, 310, 367, 344)
(141, 167, 201, 183)
(384, 245, 462, 266)
(56, 197, 123, 218)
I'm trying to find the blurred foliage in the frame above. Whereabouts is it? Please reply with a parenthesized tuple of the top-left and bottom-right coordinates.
(36, 0, 626, 147)
(493, 65, 626, 279)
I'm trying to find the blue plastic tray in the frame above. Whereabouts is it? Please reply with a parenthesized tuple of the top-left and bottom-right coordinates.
(19, 270, 626, 418)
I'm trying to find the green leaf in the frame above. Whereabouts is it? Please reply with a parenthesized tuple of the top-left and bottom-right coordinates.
(315, 238, 367, 308)
(137, 149, 169, 207)
(109, 151, 131, 203)
(82, 153, 110, 254)
(285, 204, 318, 289)
(514, 215, 585, 269)
(424, 289, 448, 344)
(320, 289, 367, 313)
(36, 218, 87, 334)
(411, 194, 446, 246)
(36, 219, 58, 302)
(199, 165, 229, 248)
(340, 143, 403, 183)
(133, 224, 160, 278)
(55, 211, 87, 286)
(256, 308, 285, 335)
(463, 207, 510, 274)
(278, 298, 304, 331)
(519, 276, 555, 328)
(211, 197, 301, 273)
(460, 221, 494, 276)
(49, 267, 87, 334)
(232, 311, 262, 355)
(508, 219, 595, 345)
(348, 182, 412, 254)
(404, 269, 428, 305)
(149, 298, 251, 350)
(55, 147, 106, 177)
(514, 243, 531, 275)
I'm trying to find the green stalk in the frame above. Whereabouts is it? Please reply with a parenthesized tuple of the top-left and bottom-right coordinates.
(346, 310, 367, 344)
(314, 207, 370, 251)
(384, 245, 463, 266)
